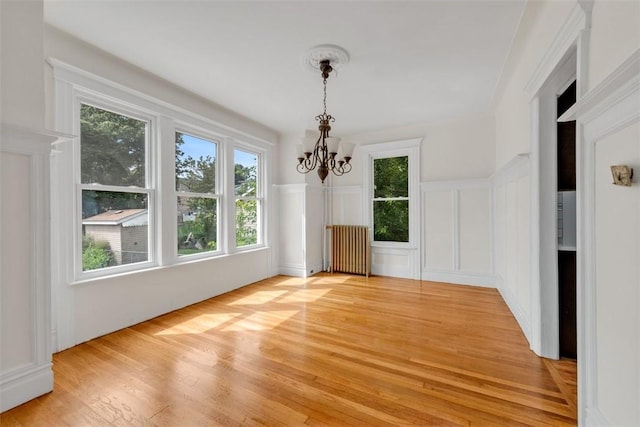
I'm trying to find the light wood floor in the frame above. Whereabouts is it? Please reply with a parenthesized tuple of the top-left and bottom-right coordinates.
(1, 274, 577, 426)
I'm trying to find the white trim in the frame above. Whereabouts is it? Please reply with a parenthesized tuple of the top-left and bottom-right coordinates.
(231, 144, 266, 252)
(48, 58, 274, 149)
(497, 279, 532, 343)
(422, 178, 494, 286)
(422, 271, 496, 288)
(278, 264, 308, 277)
(359, 137, 422, 153)
(49, 59, 275, 351)
(360, 138, 422, 279)
(72, 98, 158, 282)
(0, 364, 54, 412)
(527, 2, 590, 365)
(370, 246, 419, 280)
(452, 189, 460, 271)
(492, 153, 531, 182)
(559, 49, 640, 124)
(569, 49, 640, 427)
(0, 124, 72, 153)
(525, 4, 588, 97)
(1, 127, 58, 410)
(586, 408, 612, 427)
(274, 184, 311, 278)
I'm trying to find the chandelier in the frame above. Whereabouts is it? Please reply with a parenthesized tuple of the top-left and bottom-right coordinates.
(297, 45, 354, 183)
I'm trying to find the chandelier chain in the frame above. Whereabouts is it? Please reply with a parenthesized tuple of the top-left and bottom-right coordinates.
(323, 77, 328, 115)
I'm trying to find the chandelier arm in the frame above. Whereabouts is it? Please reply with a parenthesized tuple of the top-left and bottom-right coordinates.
(297, 158, 314, 174)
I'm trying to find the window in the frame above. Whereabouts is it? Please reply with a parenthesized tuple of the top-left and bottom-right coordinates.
(372, 156, 409, 242)
(234, 149, 260, 247)
(175, 132, 219, 256)
(53, 61, 272, 282)
(79, 103, 151, 272)
(361, 138, 420, 250)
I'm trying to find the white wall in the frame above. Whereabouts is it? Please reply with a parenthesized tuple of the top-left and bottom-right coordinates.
(321, 115, 496, 281)
(588, 0, 640, 90)
(43, 26, 276, 142)
(331, 113, 496, 185)
(586, 1, 640, 424)
(1, 1, 46, 130)
(278, 134, 307, 185)
(72, 249, 271, 344)
(491, 0, 579, 353)
(43, 27, 280, 352)
(594, 122, 639, 426)
(492, 0, 576, 169)
(492, 0, 640, 423)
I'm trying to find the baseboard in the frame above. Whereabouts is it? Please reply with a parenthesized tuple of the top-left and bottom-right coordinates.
(496, 279, 532, 344)
(586, 407, 612, 426)
(279, 262, 324, 278)
(0, 364, 53, 412)
(421, 270, 496, 288)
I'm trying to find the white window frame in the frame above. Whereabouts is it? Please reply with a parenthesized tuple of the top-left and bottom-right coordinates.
(74, 95, 157, 280)
(51, 59, 272, 283)
(230, 143, 265, 252)
(174, 127, 223, 260)
(361, 138, 421, 249)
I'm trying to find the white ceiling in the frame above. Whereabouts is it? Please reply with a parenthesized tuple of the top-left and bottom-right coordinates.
(44, 0, 526, 137)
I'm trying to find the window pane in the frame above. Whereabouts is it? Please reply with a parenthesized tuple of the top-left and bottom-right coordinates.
(177, 196, 217, 255)
(234, 149, 257, 197)
(373, 200, 409, 242)
(176, 132, 217, 193)
(374, 156, 408, 198)
(82, 190, 148, 270)
(236, 199, 257, 247)
(81, 104, 146, 187)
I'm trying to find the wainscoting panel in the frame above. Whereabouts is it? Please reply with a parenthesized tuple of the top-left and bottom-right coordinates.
(0, 127, 56, 412)
(275, 185, 306, 277)
(493, 154, 532, 342)
(330, 186, 364, 226)
(421, 180, 494, 287)
(422, 189, 454, 271)
(275, 184, 324, 277)
(459, 187, 492, 274)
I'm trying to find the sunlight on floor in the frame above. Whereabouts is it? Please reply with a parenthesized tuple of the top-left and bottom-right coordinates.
(227, 290, 289, 305)
(222, 310, 299, 332)
(156, 312, 242, 335)
(278, 288, 332, 303)
(272, 277, 318, 287)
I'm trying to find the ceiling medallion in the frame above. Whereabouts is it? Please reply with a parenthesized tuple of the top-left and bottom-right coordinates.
(301, 44, 350, 74)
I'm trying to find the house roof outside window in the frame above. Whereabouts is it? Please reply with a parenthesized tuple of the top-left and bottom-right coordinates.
(82, 209, 147, 227)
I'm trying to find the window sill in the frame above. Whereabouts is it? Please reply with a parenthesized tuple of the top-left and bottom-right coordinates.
(70, 246, 269, 286)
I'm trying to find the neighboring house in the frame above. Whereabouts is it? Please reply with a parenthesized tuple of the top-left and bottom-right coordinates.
(83, 209, 148, 265)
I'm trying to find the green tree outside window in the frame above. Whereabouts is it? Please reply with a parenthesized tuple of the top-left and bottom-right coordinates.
(373, 156, 409, 242)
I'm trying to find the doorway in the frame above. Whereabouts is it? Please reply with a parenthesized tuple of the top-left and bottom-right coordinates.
(556, 80, 577, 359)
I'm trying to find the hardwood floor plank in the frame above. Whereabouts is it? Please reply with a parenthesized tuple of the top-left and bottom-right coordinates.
(1, 273, 577, 426)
